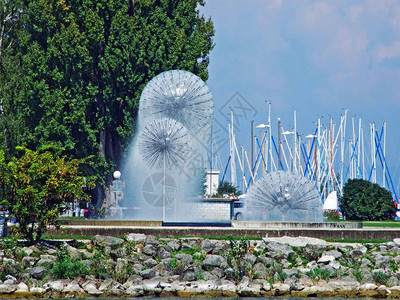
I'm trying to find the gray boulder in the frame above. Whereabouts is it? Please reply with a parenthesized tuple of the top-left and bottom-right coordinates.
(264, 242, 295, 260)
(201, 239, 217, 253)
(253, 262, 267, 279)
(62, 280, 84, 293)
(142, 244, 157, 257)
(157, 245, 172, 259)
(175, 253, 193, 266)
(202, 255, 228, 270)
(46, 279, 69, 292)
(126, 233, 146, 244)
(21, 256, 38, 268)
(28, 266, 47, 280)
(82, 280, 102, 295)
(144, 258, 158, 268)
(167, 240, 181, 251)
(92, 235, 124, 247)
(140, 268, 157, 279)
(0, 283, 17, 294)
(145, 235, 159, 246)
(182, 269, 197, 281)
(375, 254, 392, 268)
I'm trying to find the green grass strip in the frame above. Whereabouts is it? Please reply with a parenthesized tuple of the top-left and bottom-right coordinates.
(363, 221, 400, 227)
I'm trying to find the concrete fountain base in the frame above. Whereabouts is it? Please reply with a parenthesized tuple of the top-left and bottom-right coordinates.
(231, 221, 362, 229)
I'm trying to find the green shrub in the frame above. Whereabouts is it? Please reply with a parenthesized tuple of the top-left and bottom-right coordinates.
(340, 179, 396, 221)
(324, 209, 342, 220)
(50, 250, 89, 279)
(372, 271, 388, 285)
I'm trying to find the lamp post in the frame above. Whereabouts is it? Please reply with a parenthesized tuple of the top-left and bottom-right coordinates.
(113, 171, 121, 206)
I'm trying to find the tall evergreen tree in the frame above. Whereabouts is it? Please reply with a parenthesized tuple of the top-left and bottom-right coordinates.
(0, 0, 214, 207)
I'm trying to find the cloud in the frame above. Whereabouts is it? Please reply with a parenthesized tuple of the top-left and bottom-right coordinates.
(375, 41, 400, 62)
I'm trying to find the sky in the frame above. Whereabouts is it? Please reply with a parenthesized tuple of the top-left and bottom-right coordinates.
(200, 0, 400, 195)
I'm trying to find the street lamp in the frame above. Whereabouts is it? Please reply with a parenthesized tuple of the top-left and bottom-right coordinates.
(113, 171, 122, 208)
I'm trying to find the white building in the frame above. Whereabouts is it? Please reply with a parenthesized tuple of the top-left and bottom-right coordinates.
(204, 169, 220, 197)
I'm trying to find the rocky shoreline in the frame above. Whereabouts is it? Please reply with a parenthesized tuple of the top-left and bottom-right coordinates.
(2, 234, 400, 298)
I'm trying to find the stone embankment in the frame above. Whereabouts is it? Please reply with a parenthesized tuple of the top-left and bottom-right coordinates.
(2, 234, 400, 297)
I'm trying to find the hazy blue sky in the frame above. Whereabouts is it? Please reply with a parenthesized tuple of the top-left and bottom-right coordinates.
(200, 0, 400, 194)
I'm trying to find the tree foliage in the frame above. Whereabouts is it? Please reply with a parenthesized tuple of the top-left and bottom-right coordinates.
(0, 146, 94, 243)
(217, 181, 241, 197)
(0, 0, 214, 206)
(339, 178, 396, 221)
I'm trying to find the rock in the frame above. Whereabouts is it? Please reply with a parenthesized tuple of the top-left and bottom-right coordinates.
(99, 278, 125, 292)
(153, 262, 168, 277)
(157, 245, 172, 259)
(388, 276, 400, 287)
(272, 282, 291, 295)
(220, 279, 238, 297)
(201, 239, 217, 253)
(212, 241, 229, 255)
(264, 241, 295, 260)
(62, 280, 84, 293)
(45, 280, 69, 292)
(257, 255, 275, 266)
(123, 274, 143, 288)
(301, 244, 328, 261)
(349, 245, 367, 258)
(36, 258, 54, 267)
(5, 275, 17, 285)
(175, 253, 193, 266)
(115, 258, 128, 275)
(140, 268, 157, 279)
(28, 266, 47, 280)
(322, 249, 342, 259)
(375, 254, 392, 268)
(211, 267, 224, 278)
(21, 256, 38, 267)
(144, 258, 158, 268)
(21, 247, 34, 256)
(253, 262, 267, 279)
(92, 235, 124, 247)
(243, 252, 257, 265)
(318, 255, 336, 264)
(327, 276, 360, 291)
(125, 285, 144, 296)
(142, 244, 157, 257)
(361, 257, 373, 268)
(82, 280, 102, 295)
(16, 282, 29, 292)
(145, 235, 159, 246)
(142, 278, 162, 295)
(202, 255, 228, 270)
(263, 236, 327, 248)
(182, 269, 197, 281)
(0, 283, 17, 294)
(167, 240, 181, 251)
(65, 244, 82, 259)
(126, 233, 146, 244)
(40, 254, 56, 261)
(328, 260, 341, 270)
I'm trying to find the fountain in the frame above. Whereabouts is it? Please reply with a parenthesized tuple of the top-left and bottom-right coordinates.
(245, 171, 323, 222)
(120, 70, 214, 221)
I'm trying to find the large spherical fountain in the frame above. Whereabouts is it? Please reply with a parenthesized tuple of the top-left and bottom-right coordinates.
(246, 171, 323, 222)
(139, 70, 213, 136)
(121, 70, 214, 221)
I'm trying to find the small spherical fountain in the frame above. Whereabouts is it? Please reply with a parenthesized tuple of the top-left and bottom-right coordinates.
(246, 171, 323, 222)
